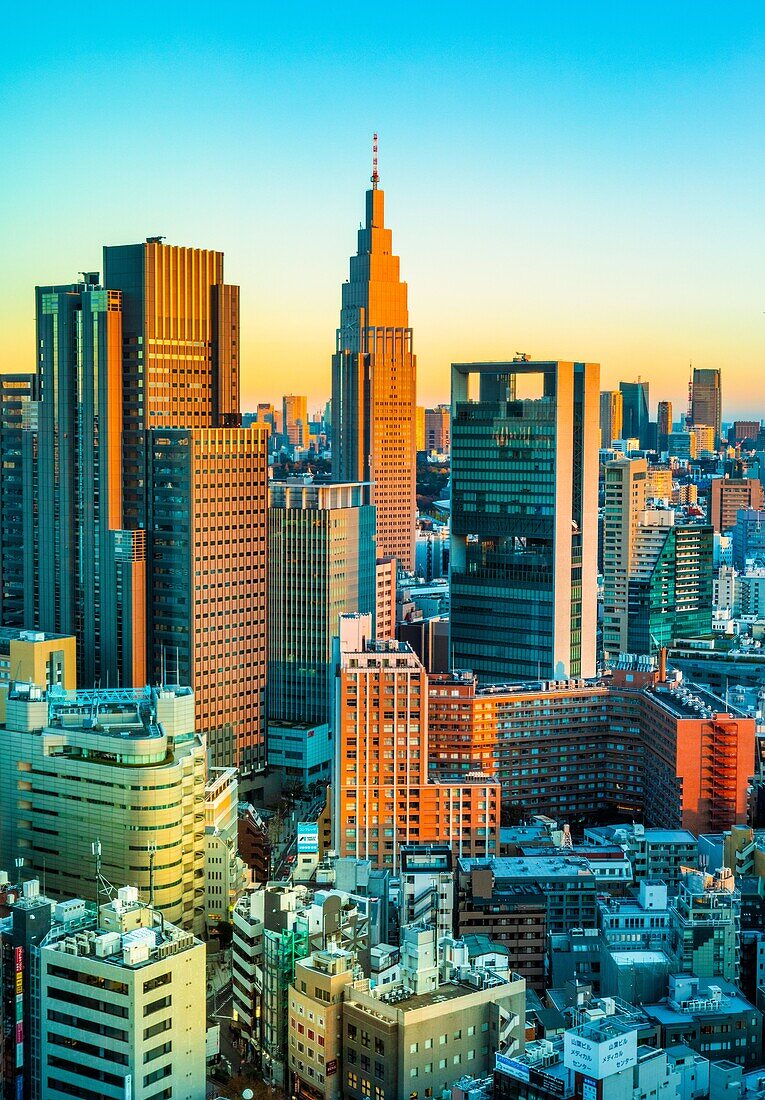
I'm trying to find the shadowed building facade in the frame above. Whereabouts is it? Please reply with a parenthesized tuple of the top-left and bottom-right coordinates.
(449, 359, 599, 683)
(331, 166, 417, 570)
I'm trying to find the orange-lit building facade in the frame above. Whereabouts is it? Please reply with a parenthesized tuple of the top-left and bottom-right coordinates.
(375, 556, 396, 640)
(710, 477, 764, 534)
(332, 177, 417, 570)
(427, 668, 755, 834)
(333, 619, 498, 870)
(149, 426, 269, 772)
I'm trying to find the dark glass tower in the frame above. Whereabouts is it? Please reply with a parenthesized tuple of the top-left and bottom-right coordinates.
(619, 380, 650, 448)
(449, 359, 599, 683)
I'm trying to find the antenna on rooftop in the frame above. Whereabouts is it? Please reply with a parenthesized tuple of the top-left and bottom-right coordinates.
(371, 132, 379, 189)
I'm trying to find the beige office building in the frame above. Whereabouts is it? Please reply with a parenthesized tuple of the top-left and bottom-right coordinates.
(40, 886, 206, 1100)
(602, 457, 647, 661)
(0, 682, 206, 934)
(288, 947, 356, 1100)
(0, 627, 76, 721)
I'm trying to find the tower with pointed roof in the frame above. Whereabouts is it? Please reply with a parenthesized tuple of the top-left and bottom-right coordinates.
(331, 137, 417, 570)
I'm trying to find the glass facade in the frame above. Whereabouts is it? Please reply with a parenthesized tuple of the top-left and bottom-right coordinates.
(450, 361, 599, 683)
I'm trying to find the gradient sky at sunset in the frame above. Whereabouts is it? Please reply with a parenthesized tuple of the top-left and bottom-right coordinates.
(1, 3, 763, 417)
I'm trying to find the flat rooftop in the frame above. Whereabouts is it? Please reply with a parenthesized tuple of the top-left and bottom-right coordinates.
(458, 856, 596, 881)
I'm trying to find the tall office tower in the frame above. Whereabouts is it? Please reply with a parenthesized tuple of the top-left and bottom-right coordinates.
(0, 375, 37, 628)
(103, 240, 240, 527)
(149, 426, 268, 772)
(425, 404, 451, 453)
(331, 159, 417, 569)
(711, 476, 765, 534)
(619, 380, 650, 448)
(599, 389, 623, 448)
(0, 682, 206, 933)
(657, 400, 673, 452)
(29, 278, 125, 687)
(628, 517, 714, 653)
(267, 480, 376, 783)
(38, 887, 206, 1100)
(333, 615, 500, 871)
(692, 367, 722, 442)
(450, 360, 599, 683)
(282, 393, 308, 449)
(602, 458, 648, 662)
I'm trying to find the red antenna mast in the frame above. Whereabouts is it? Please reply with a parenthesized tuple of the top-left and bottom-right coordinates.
(371, 132, 379, 189)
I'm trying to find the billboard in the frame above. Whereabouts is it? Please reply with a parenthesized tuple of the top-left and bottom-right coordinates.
(564, 1027, 637, 1079)
(297, 822, 319, 854)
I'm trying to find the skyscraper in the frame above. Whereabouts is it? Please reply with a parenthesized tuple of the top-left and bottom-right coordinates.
(619, 380, 650, 448)
(0, 374, 37, 628)
(149, 426, 268, 772)
(267, 479, 376, 782)
(2, 241, 268, 772)
(657, 399, 673, 452)
(692, 367, 722, 442)
(602, 457, 648, 663)
(450, 359, 600, 682)
(599, 389, 623, 448)
(331, 150, 417, 569)
(282, 393, 308, 449)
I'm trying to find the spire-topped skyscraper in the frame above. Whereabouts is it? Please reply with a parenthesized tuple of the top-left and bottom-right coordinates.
(332, 137, 417, 569)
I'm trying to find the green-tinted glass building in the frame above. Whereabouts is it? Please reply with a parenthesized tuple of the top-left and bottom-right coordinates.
(450, 360, 600, 684)
(268, 480, 376, 781)
(628, 522, 713, 654)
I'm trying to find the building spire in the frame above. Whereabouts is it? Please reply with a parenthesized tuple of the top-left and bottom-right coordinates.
(371, 132, 379, 189)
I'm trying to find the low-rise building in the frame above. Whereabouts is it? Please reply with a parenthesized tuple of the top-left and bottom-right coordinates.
(288, 947, 356, 1100)
(643, 976, 763, 1068)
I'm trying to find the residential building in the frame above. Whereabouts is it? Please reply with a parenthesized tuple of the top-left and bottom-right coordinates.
(268, 480, 375, 783)
(627, 517, 713, 655)
(584, 825, 698, 888)
(450, 359, 599, 683)
(691, 425, 716, 457)
(711, 478, 765, 535)
(288, 947, 356, 1100)
(600, 390, 623, 448)
(670, 869, 740, 982)
(38, 886, 206, 1100)
(456, 866, 547, 992)
(148, 425, 268, 772)
(0, 682, 206, 934)
(620, 380, 650, 448)
(331, 164, 417, 569)
(647, 466, 674, 502)
(333, 617, 500, 871)
(602, 457, 648, 661)
(692, 368, 722, 444)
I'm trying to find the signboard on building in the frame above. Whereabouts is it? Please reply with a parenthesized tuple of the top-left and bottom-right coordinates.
(326, 1059, 337, 1076)
(297, 823, 319, 854)
(564, 1028, 637, 1080)
(495, 1054, 530, 1082)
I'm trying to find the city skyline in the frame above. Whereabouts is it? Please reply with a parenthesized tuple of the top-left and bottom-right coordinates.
(1, 5, 763, 415)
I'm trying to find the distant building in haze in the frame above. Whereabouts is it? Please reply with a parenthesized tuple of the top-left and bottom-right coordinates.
(692, 367, 722, 443)
(657, 399, 672, 452)
(450, 359, 599, 683)
(600, 389, 623, 448)
(619, 380, 650, 449)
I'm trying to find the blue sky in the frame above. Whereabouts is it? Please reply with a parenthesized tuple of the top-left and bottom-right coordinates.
(1, 2, 763, 414)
